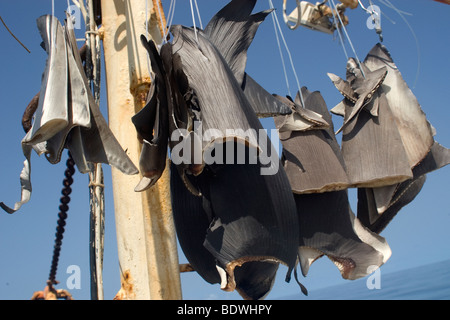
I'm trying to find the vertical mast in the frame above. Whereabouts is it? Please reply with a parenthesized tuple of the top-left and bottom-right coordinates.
(101, 0, 181, 300)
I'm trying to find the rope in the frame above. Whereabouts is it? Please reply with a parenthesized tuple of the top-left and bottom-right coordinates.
(377, 0, 420, 88)
(0, 16, 31, 53)
(165, 0, 177, 36)
(193, 0, 203, 29)
(329, 0, 366, 78)
(145, 0, 152, 75)
(189, 0, 199, 45)
(329, 2, 349, 60)
(268, 0, 305, 107)
(271, 9, 292, 97)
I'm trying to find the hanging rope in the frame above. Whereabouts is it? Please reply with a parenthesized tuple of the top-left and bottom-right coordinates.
(377, 0, 420, 88)
(80, 0, 105, 300)
(268, 0, 305, 108)
(189, 0, 200, 45)
(329, 2, 349, 60)
(329, 0, 366, 78)
(165, 0, 177, 39)
(270, 9, 292, 97)
(193, 0, 203, 29)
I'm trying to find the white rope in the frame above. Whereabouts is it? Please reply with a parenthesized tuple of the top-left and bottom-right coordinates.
(268, 0, 305, 108)
(377, 0, 420, 88)
(166, 0, 176, 34)
(193, 0, 203, 29)
(271, 9, 292, 97)
(167, 0, 176, 28)
(189, 0, 199, 45)
(145, 0, 152, 78)
(155, 0, 167, 40)
(377, 0, 412, 16)
(329, 0, 366, 78)
(158, 0, 176, 44)
(330, 1, 349, 60)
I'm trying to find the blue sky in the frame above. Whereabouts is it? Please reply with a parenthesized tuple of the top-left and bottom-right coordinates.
(0, 0, 449, 300)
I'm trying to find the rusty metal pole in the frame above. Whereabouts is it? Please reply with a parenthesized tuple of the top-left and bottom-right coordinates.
(101, 0, 182, 300)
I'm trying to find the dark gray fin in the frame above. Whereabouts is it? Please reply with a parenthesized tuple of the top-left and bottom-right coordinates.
(242, 73, 292, 117)
(203, 143, 299, 295)
(203, 0, 290, 118)
(296, 191, 391, 280)
(131, 36, 169, 191)
(275, 88, 349, 194)
(342, 60, 387, 130)
(170, 25, 261, 152)
(204, 0, 270, 85)
(358, 141, 450, 232)
(169, 162, 221, 285)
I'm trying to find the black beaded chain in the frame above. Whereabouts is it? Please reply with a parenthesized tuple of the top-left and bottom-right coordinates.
(48, 151, 75, 287)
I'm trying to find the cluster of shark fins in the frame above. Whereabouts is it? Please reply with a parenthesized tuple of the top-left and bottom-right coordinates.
(2, 0, 449, 301)
(134, 0, 447, 300)
(274, 40, 450, 286)
(0, 14, 138, 214)
(328, 44, 450, 233)
(136, 0, 301, 300)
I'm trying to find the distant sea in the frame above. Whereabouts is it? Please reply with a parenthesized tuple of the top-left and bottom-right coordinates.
(281, 259, 450, 300)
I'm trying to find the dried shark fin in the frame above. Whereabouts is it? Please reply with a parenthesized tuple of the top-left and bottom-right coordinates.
(275, 88, 349, 194)
(0, 145, 33, 214)
(24, 15, 69, 146)
(234, 261, 279, 300)
(357, 176, 426, 234)
(159, 41, 204, 191)
(340, 90, 412, 187)
(329, 62, 387, 134)
(241, 74, 292, 117)
(204, 0, 271, 85)
(344, 61, 387, 127)
(203, 143, 300, 296)
(170, 160, 287, 300)
(170, 25, 261, 154)
(203, 0, 291, 118)
(358, 141, 450, 233)
(274, 93, 328, 133)
(295, 190, 391, 280)
(1, 16, 70, 214)
(330, 57, 413, 188)
(45, 17, 92, 166)
(363, 43, 434, 168)
(63, 14, 138, 175)
(327, 72, 356, 103)
(1, 14, 138, 214)
(131, 36, 169, 191)
(169, 162, 221, 285)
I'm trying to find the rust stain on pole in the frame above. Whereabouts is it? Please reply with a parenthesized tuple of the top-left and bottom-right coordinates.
(113, 270, 135, 300)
